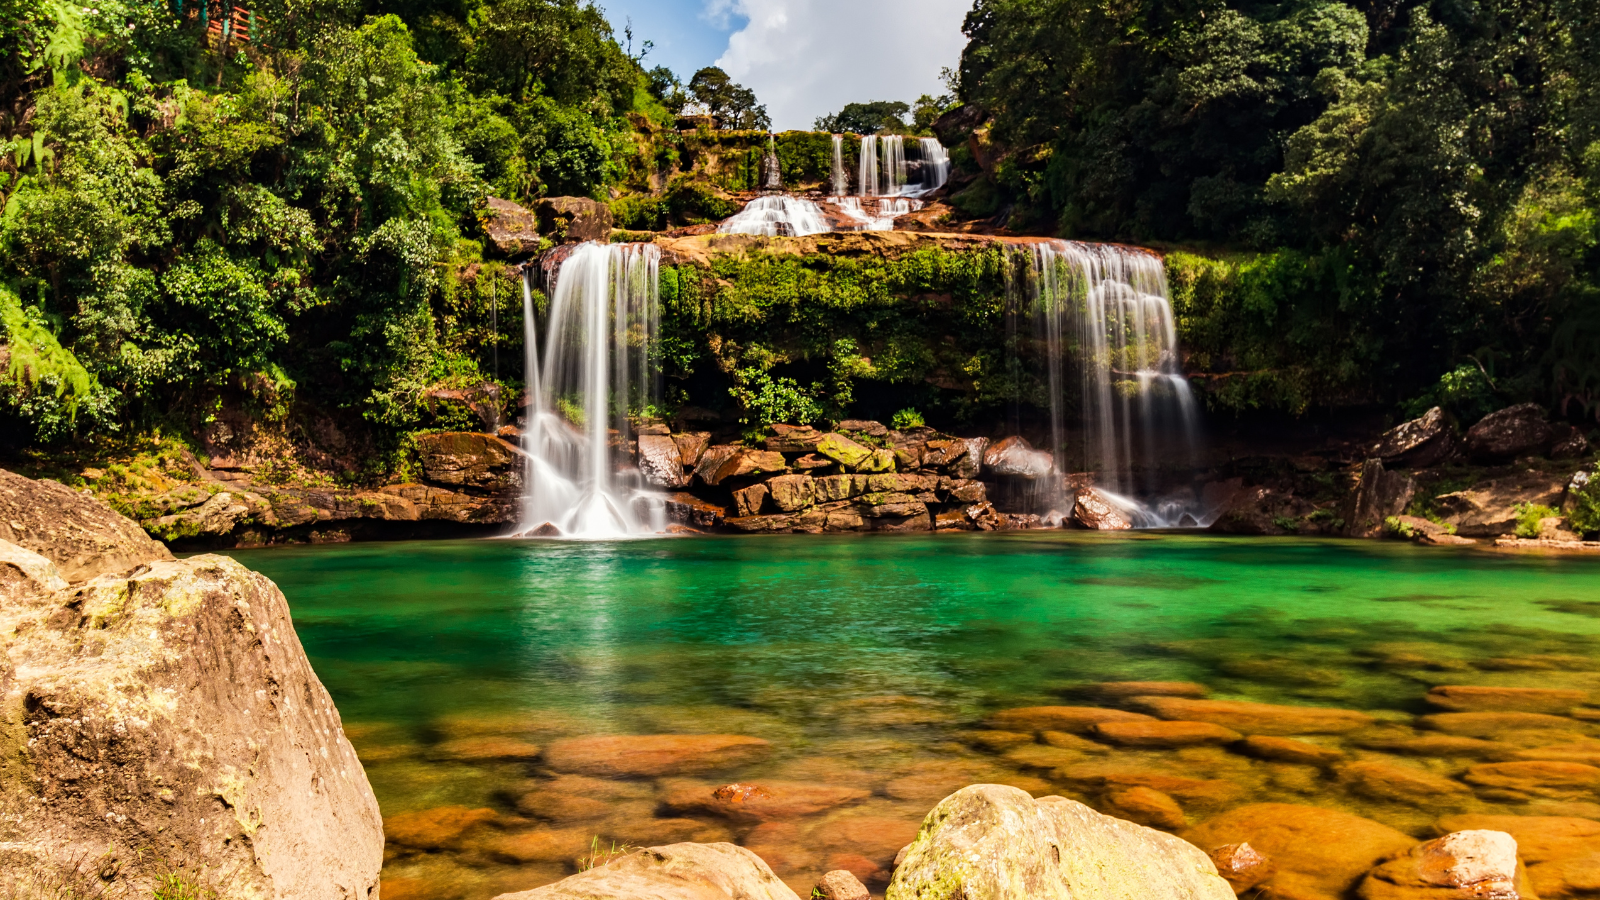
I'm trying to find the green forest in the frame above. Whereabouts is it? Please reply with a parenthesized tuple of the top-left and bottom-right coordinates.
(1, 0, 1597, 471)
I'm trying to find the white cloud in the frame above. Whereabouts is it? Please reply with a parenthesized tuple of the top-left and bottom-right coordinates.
(713, 0, 970, 131)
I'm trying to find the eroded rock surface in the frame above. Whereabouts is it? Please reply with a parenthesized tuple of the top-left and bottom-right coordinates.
(492, 842, 799, 900)
(887, 784, 1233, 900)
(0, 467, 173, 581)
(0, 473, 382, 899)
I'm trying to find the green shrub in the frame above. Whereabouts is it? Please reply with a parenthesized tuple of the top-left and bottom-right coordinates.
(891, 408, 925, 429)
(730, 368, 824, 426)
(1514, 502, 1559, 538)
(1568, 471, 1600, 536)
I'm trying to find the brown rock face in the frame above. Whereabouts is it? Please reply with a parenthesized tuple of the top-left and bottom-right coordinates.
(492, 842, 799, 900)
(1371, 407, 1457, 467)
(0, 527, 382, 896)
(1183, 804, 1416, 900)
(1426, 685, 1589, 714)
(0, 467, 173, 582)
(1091, 720, 1242, 747)
(674, 432, 712, 467)
(715, 449, 790, 482)
(766, 474, 816, 512)
(695, 444, 743, 485)
(1345, 458, 1418, 538)
(983, 705, 1156, 734)
(1209, 842, 1275, 893)
(983, 436, 1054, 478)
(415, 431, 522, 491)
(638, 434, 690, 488)
(1073, 487, 1133, 530)
(733, 483, 770, 517)
(480, 196, 541, 256)
(1132, 697, 1374, 735)
(1434, 472, 1569, 536)
(534, 196, 613, 244)
(542, 734, 772, 777)
(1466, 403, 1556, 462)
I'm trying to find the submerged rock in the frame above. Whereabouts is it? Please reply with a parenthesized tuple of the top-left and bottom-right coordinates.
(886, 784, 1233, 900)
(662, 780, 870, 823)
(1426, 685, 1590, 714)
(1131, 696, 1374, 735)
(492, 842, 799, 900)
(1208, 842, 1275, 893)
(1183, 803, 1416, 900)
(984, 705, 1156, 734)
(0, 472, 382, 897)
(542, 734, 772, 777)
(1091, 720, 1242, 747)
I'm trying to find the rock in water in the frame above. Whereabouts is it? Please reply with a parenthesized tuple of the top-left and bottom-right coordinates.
(492, 842, 799, 900)
(813, 870, 872, 900)
(1344, 458, 1417, 538)
(1073, 487, 1133, 530)
(0, 472, 382, 897)
(983, 436, 1055, 478)
(886, 784, 1233, 900)
(638, 434, 691, 488)
(1357, 830, 1528, 900)
(1183, 803, 1415, 900)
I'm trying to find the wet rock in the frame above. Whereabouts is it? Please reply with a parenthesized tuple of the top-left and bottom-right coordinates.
(716, 449, 790, 482)
(1433, 815, 1600, 899)
(1183, 804, 1416, 900)
(435, 736, 543, 760)
(983, 436, 1055, 478)
(674, 431, 711, 467)
(0, 467, 173, 582)
(733, 483, 770, 517)
(661, 780, 870, 823)
(387, 805, 498, 850)
(534, 196, 613, 244)
(695, 444, 743, 486)
(638, 434, 690, 488)
(1054, 764, 1244, 807)
(1345, 459, 1418, 538)
(1103, 786, 1187, 829)
(1132, 697, 1374, 735)
(984, 705, 1157, 734)
(492, 842, 799, 900)
(1357, 831, 1531, 900)
(0, 502, 382, 897)
(817, 433, 874, 469)
(479, 826, 594, 865)
(1238, 735, 1345, 766)
(1094, 681, 1208, 699)
(1420, 711, 1582, 737)
(1463, 761, 1600, 799)
(952, 437, 988, 479)
(818, 815, 923, 874)
(1092, 720, 1243, 747)
(939, 477, 988, 504)
(664, 492, 727, 529)
(1207, 486, 1322, 536)
(1434, 473, 1568, 536)
(480, 196, 542, 255)
(416, 431, 521, 491)
(1511, 742, 1600, 765)
(813, 870, 871, 900)
(516, 790, 613, 823)
(888, 784, 1233, 900)
(1073, 487, 1134, 530)
(1209, 842, 1275, 893)
(871, 510, 933, 532)
(921, 439, 970, 471)
(1426, 685, 1590, 714)
(766, 474, 816, 512)
(1466, 403, 1556, 462)
(543, 734, 772, 777)
(1371, 407, 1458, 467)
(1336, 760, 1472, 805)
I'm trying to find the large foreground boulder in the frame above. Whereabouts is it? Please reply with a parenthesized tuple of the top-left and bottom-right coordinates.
(887, 784, 1233, 900)
(492, 842, 799, 900)
(0, 471, 382, 899)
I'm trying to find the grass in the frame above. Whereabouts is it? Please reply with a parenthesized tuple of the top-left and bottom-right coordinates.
(577, 837, 638, 872)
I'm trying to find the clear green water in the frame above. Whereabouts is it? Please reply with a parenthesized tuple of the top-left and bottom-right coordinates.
(227, 534, 1600, 900)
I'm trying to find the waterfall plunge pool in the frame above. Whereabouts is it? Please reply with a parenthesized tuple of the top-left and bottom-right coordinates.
(229, 533, 1600, 899)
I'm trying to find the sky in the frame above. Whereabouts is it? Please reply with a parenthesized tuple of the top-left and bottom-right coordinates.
(596, 0, 972, 131)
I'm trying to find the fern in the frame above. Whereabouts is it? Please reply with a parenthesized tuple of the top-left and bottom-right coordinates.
(1, 285, 95, 414)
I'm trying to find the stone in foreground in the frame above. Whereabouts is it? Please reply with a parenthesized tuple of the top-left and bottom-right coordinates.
(492, 842, 799, 900)
(886, 784, 1232, 900)
(812, 869, 872, 900)
(0, 471, 382, 898)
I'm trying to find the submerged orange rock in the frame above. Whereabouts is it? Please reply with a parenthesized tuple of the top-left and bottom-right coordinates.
(542, 733, 772, 776)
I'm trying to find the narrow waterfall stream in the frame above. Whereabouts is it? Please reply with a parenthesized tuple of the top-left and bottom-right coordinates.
(1010, 240, 1205, 526)
(517, 242, 666, 538)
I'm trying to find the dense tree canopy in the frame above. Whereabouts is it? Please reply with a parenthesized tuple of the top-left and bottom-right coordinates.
(954, 0, 1600, 418)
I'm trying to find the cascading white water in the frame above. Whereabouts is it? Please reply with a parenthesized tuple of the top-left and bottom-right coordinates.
(762, 137, 782, 190)
(857, 135, 879, 198)
(718, 196, 830, 237)
(830, 134, 847, 195)
(519, 242, 665, 538)
(1012, 240, 1204, 527)
(828, 196, 923, 231)
(919, 137, 950, 193)
(878, 135, 906, 196)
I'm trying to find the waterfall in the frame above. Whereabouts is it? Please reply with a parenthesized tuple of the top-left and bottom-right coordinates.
(918, 138, 950, 193)
(857, 135, 879, 198)
(519, 242, 664, 538)
(718, 196, 830, 237)
(879, 135, 906, 196)
(762, 135, 781, 190)
(1011, 240, 1204, 527)
(830, 134, 847, 195)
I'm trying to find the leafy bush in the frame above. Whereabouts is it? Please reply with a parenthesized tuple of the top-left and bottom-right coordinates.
(730, 368, 824, 427)
(1568, 471, 1600, 536)
(1514, 502, 1560, 539)
(891, 408, 925, 429)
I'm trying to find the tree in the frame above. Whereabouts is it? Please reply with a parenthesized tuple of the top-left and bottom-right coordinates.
(814, 100, 909, 134)
(686, 66, 770, 130)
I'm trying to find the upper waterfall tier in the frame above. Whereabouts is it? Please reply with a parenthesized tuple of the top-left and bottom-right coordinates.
(717, 196, 831, 237)
(856, 134, 952, 197)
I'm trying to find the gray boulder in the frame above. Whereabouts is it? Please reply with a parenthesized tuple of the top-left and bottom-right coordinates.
(1370, 407, 1457, 467)
(887, 784, 1233, 900)
(493, 842, 799, 900)
(481, 196, 542, 256)
(1464, 403, 1554, 462)
(1344, 459, 1417, 538)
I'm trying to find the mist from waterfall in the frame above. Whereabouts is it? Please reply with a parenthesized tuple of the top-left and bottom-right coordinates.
(518, 242, 666, 538)
(1010, 240, 1204, 527)
(718, 196, 830, 237)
